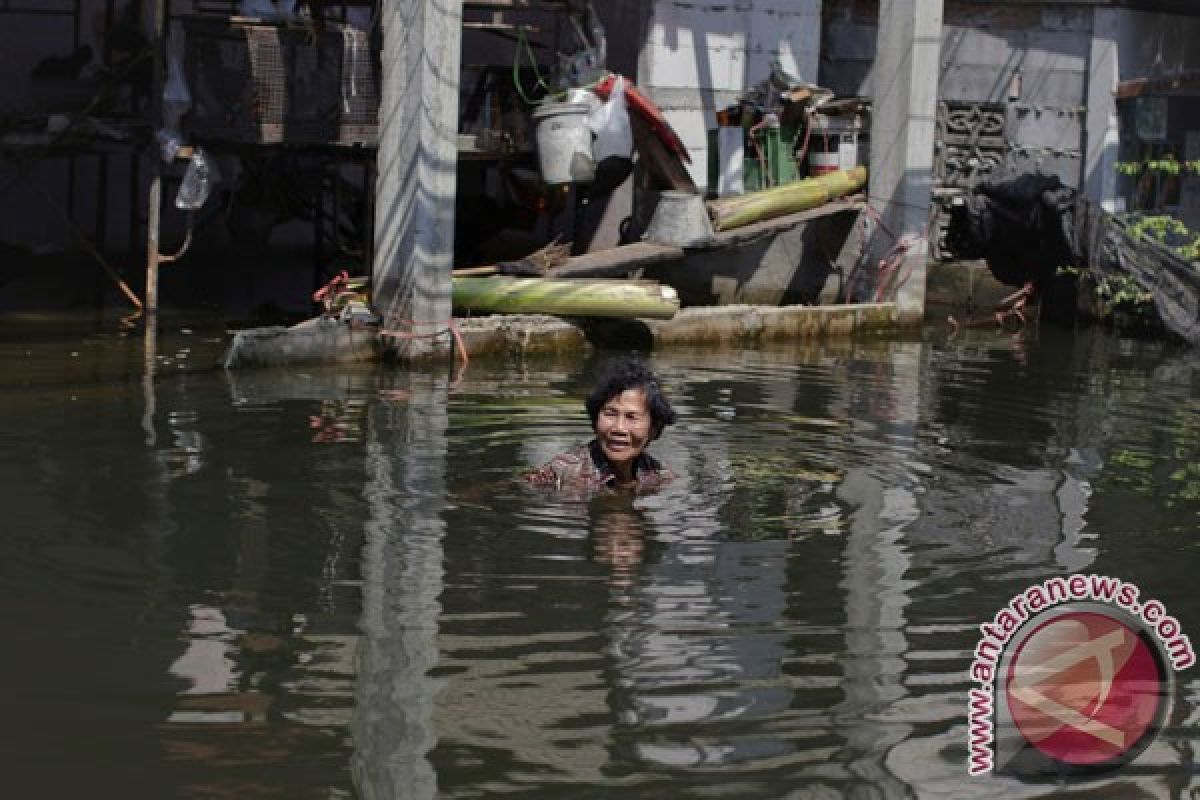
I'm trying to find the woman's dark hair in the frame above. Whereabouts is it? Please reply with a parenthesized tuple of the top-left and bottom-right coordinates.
(585, 358, 677, 440)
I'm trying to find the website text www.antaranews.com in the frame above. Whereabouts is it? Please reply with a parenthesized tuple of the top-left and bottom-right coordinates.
(966, 573, 1194, 776)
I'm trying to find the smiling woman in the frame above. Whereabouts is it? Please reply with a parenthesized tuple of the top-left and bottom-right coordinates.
(525, 358, 677, 492)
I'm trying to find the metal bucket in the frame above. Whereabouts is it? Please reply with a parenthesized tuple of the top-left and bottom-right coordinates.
(643, 190, 714, 247)
(531, 101, 594, 185)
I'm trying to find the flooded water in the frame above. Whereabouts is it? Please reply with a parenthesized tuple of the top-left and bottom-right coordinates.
(2, 316, 1199, 799)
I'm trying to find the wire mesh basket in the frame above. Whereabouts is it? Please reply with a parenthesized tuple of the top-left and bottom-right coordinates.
(183, 17, 379, 146)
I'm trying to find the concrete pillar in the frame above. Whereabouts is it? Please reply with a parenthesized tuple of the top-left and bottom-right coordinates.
(866, 0, 942, 321)
(1085, 8, 1122, 212)
(373, 0, 463, 357)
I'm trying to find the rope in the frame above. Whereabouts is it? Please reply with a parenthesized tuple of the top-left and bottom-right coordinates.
(840, 202, 930, 304)
(512, 25, 552, 106)
(873, 234, 920, 303)
(313, 269, 350, 305)
(379, 318, 470, 386)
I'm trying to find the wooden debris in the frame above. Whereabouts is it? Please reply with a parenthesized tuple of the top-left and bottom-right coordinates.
(452, 237, 572, 277)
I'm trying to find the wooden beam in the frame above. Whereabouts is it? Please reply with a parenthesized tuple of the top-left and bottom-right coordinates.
(549, 241, 685, 279)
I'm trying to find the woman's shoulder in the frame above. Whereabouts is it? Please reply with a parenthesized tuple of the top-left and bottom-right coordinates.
(635, 451, 675, 487)
(523, 442, 595, 488)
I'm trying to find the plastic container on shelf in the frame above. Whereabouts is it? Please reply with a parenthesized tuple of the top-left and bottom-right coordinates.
(531, 101, 594, 184)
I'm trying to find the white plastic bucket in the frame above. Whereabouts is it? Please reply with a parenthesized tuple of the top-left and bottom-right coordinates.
(531, 101, 594, 185)
(808, 151, 841, 176)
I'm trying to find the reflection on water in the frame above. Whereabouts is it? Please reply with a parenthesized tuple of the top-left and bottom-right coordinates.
(1, 319, 1199, 798)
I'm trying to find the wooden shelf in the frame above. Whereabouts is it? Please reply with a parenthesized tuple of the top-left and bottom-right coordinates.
(464, 1, 567, 9)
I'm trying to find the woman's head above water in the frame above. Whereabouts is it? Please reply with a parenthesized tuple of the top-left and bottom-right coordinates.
(585, 358, 677, 471)
(524, 358, 676, 491)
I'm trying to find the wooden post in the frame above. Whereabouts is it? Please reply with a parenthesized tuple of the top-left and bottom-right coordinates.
(146, 180, 161, 314)
(373, 0, 463, 359)
(145, 0, 167, 315)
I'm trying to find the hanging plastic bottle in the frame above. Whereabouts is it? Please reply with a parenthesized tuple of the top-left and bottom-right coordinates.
(176, 148, 220, 211)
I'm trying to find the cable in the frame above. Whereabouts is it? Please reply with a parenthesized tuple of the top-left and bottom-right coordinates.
(512, 25, 552, 106)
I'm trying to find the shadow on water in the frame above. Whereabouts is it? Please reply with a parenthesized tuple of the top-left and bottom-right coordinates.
(1, 318, 1199, 798)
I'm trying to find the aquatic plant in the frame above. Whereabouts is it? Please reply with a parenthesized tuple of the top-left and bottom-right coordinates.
(1055, 265, 1157, 330)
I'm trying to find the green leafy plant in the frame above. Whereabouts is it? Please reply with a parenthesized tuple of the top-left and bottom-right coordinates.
(1056, 265, 1156, 328)
(1094, 274, 1154, 312)
(1116, 157, 1200, 176)
(1127, 214, 1200, 263)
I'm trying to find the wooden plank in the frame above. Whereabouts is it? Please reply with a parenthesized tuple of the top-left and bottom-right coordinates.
(631, 113, 697, 193)
(1116, 69, 1200, 99)
(550, 241, 684, 278)
(463, 0, 567, 9)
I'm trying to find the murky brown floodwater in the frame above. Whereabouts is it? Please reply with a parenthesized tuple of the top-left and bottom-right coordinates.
(1, 314, 1198, 799)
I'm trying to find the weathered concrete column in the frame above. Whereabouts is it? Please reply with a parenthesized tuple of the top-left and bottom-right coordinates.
(1085, 8, 1121, 212)
(374, 0, 463, 357)
(866, 0, 942, 322)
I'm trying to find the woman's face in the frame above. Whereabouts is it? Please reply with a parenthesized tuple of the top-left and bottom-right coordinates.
(594, 387, 653, 469)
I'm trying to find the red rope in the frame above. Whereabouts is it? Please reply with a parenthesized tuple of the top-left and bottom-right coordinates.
(873, 236, 917, 303)
(861, 203, 897, 241)
(839, 202, 931, 304)
(379, 318, 470, 386)
(313, 270, 350, 304)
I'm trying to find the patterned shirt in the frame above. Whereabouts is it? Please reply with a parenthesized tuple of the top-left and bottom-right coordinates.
(524, 440, 674, 492)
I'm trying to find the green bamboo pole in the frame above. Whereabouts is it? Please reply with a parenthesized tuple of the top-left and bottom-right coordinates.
(708, 167, 867, 216)
(709, 167, 868, 231)
(452, 277, 680, 319)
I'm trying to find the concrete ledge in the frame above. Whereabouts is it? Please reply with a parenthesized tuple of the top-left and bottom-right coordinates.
(223, 316, 381, 369)
(648, 303, 903, 346)
(221, 302, 908, 369)
(454, 315, 589, 356)
(452, 303, 905, 356)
